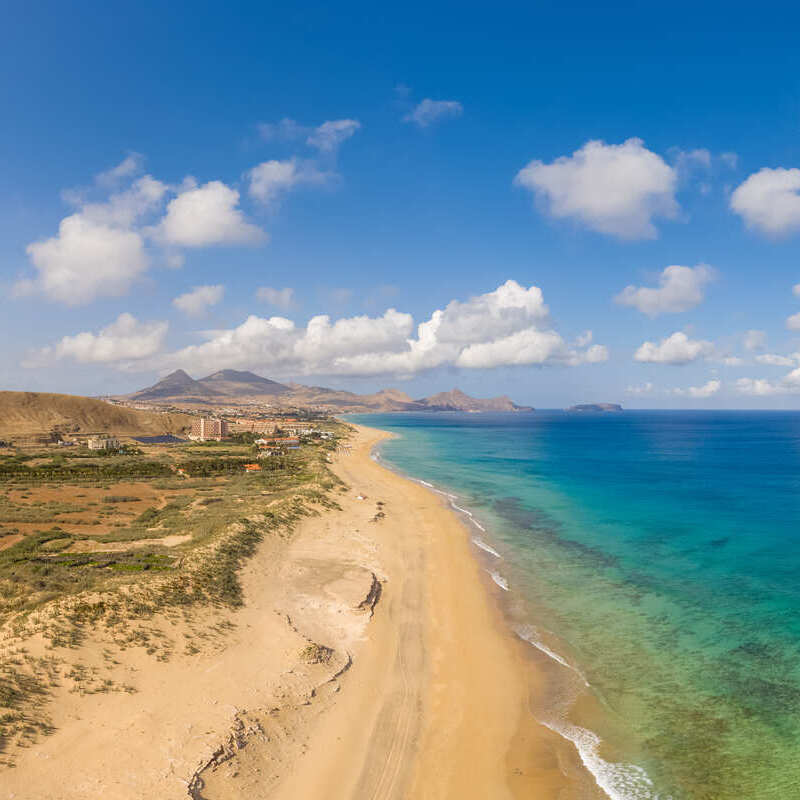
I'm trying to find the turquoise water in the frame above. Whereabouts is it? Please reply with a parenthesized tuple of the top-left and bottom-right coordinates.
(350, 411, 800, 800)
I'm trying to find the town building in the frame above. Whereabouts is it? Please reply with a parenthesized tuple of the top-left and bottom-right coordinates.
(189, 418, 230, 441)
(87, 436, 121, 450)
(230, 419, 279, 435)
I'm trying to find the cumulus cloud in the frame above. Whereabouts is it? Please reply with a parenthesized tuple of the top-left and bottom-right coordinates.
(137, 280, 605, 378)
(787, 313, 800, 331)
(736, 377, 781, 396)
(256, 286, 295, 309)
(247, 159, 329, 206)
(673, 379, 721, 398)
(22, 216, 150, 306)
(514, 138, 678, 240)
(731, 167, 800, 236)
(24, 313, 167, 367)
(793, 283, 800, 298)
(20, 158, 274, 304)
(719, 356, 745, 366)
(634, 331, 714, 365)
(173, 285, 225, 316)
(736, 376, 799, 395)
(19, 175, 170, 305)
(615, 264, 714, 316)
(156, 181, 265, 247)
(403, 99, 463, 128)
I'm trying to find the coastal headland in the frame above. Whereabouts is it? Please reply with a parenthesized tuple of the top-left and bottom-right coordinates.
(1, 422, 590, 799)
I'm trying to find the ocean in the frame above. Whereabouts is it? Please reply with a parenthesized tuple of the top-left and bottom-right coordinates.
(349, 411, 800, 800)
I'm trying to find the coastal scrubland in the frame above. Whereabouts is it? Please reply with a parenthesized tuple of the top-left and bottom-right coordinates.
(0, 425, 344, 768)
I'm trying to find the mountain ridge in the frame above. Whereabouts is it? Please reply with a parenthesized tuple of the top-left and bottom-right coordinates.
(122, 371, 533, 414)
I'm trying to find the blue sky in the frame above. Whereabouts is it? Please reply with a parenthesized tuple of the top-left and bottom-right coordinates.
(3, 0, 800, 407)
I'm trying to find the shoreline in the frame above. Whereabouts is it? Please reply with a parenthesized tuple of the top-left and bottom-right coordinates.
(277, 421, 588, 799)
(1, 421, 592, 799)
(365, 422, 662, 800)
(361, 423, 605, 800)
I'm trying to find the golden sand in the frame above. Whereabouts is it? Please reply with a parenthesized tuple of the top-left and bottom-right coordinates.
(2, 423, 589, 799)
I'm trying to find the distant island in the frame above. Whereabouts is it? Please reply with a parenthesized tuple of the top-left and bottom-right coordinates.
(567, 403, 623, 413)
(118, 369, 534, 414)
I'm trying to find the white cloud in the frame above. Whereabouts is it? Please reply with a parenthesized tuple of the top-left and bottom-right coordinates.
(81, 176, 169, 228)
(615, 264, 714, 316)
(20, 174, 169, 305)
(743, 329, 767, 351)
(306, 119, 361, 152)
(793, 283, 800, 298)
(173, 285, 225, 316)
(257, 286, 295, 309)
(736, 378, 778, 396)
(673, 379, 721, 398)
(403, 99, 463, 128)
(626, 382, 655, 395)
(22, 215, 150, 305)
(514, 138, 678, 240)
(24, 313, 167, 366)
(634, 331, 714, 365)
(719, 356, 745, 366)
(730, 167, 800, 236)
(736, 364, 800, 395)
(787, 312, 800, 331)
(455, 329, 597, 369)
(258, 118, 361, 154)
(156, 181, 265, 247)
(140, 280, 605, 378)
(755, 353, 797, 367)
(95, 153, 144, 188)
(247, 159, 329, 206)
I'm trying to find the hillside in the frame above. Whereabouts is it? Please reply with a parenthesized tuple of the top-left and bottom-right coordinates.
(0, 392, 192, 438)
(131, 370, 220, 401)
(130, 369, 290, 402)
(120, 370, 533, 414)
(417, 388, 532, 412)
(198, 370, 290, 397)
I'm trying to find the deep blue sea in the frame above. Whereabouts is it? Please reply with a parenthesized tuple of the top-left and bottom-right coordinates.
(349, 411, 800, 800)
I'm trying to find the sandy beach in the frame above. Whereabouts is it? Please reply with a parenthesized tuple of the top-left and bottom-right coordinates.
(2, 423, 586, 799)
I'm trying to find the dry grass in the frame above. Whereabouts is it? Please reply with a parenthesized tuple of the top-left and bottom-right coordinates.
(0, 421, 348, 765)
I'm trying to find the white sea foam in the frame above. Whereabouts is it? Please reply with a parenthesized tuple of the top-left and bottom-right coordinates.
(371, 439, 659, 799)
(514, 623, 574, 670)
(472, 537, 501, 558)
(541, 718, 661, 800)
(488, 569, 509, 590)
(514, 624, 660, 800)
